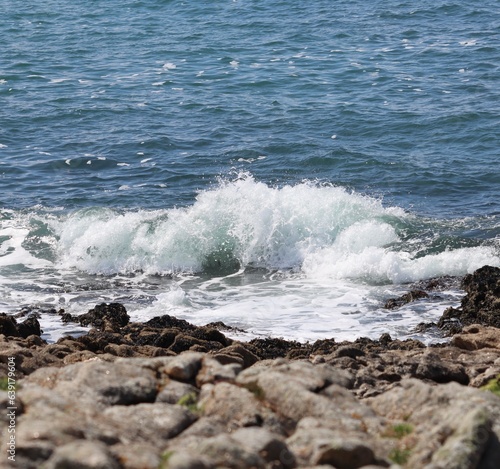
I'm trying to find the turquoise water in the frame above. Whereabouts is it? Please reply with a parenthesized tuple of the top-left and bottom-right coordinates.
(1, 1, 499, 342)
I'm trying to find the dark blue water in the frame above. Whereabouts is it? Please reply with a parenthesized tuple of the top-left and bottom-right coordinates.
(0, 0, 499, 342)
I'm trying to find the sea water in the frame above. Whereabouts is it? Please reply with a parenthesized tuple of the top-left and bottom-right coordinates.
(1, 0, 499, 343)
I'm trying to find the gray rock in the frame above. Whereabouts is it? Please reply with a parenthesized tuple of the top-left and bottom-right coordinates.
(156, 379, 199, 405)
(40, 440, 120, 469)
(162, 452, 212, 469)
(287, 425, 376, 467)
(231, 427, 296, 468)
(110, 442, 161, 469)
(24, 360, 158, 407)
(185, 434, 266, 469)
(199, 381, 283, 432)
(161, 351, 204, 381)
(103, 403, 196, 447)
(196, 356, 242, 386)
(367, 379, 500, 468)
(427, 407, 493, 469)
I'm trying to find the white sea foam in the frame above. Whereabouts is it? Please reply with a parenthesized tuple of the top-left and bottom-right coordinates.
(48, 176, 499, 282)
(2, 177, 499, 343)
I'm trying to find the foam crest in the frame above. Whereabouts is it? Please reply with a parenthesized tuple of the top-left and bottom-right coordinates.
(49, 176, 499, 283)
(53, 177, 398, 275)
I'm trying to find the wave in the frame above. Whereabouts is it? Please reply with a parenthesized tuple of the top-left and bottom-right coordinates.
(3, 176, 500, 284)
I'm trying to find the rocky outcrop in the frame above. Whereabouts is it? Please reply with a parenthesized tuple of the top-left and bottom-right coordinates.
(438, 265, 500, 330)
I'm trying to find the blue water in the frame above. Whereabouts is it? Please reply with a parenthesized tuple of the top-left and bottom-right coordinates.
(1, 0, 499, 342)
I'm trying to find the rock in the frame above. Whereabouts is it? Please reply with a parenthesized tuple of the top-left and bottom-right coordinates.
(161, 351, 204, 381)
(231, 427, 296, 469)
(0, 313, 22, 336)
(384, 290, 429, 309)
(213, 343, 260, 368)
(103, 403, 196, 447)
(367, 379, 500, 468)
(428, 407, 492, 469)
(451, 324, 500, 351)
(111, 443, 161, 469)
(24, 359, 158, 407)
(17, 316, 43, 337)
(183, 434, 266, 469)
(156, 379, 199, 405)
(63, 303, 130, 330)
(0, 313, 42, 338)
(41, 440, 121, 469)
(196, 356, 242, 386)
(163, 452, 211, 469)
(437, 265, 500, 330)
(199, 381, 283, 432)
(286, 425, 376, 468)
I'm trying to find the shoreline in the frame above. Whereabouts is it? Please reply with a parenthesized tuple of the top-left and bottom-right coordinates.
(1, 266, 499, 468)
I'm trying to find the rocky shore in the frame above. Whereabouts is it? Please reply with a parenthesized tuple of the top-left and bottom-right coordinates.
(1, 266, 499, 469)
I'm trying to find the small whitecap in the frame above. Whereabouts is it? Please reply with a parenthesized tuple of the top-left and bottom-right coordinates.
(50, 78, 69, 84)
(97, 156, 106, 160)
(152, 81, 164, 86)
(137, 152, 144, 156)
(196, 71, 205, 76)
(65, 159, 71, 165)
(0, 144, 8, 148)
(172, 87, 184, 91)
(118, 185, 130, 191)
(141, 158, 152, 163)
(117, 163, 130, 167)
(39, 151, 52, 155)
(163, 62, 176, 70)
(459, 69, 466, 73)
(442, 90, 451, 94)
(230, 60, 239, 68)
(0, 79, 7, 85)
(257, 156, 266, 160)
(331, 135, 337, 139)
(86, 160, 91, 165)
(459, 40, 477, 47)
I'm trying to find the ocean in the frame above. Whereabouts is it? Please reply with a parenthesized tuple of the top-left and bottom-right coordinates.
(1, 0, 499, 343)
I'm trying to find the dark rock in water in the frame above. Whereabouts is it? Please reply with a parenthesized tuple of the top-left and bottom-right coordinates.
(145, 314, 197, 331)
(248, 337, 309, 360)
(0, 313, 20, 337)
(384, 289, 429, 309)
(17, 316, 42, 338)
(80, 302, 130, 329)
(0, 313, 42, 338)
(438, 265, 500, 330)
(61, 302, 130, 330)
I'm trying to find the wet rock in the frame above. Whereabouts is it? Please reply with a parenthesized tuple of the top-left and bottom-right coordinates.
(384, 290, 429, 310)
(62, 302, 130, 330)
(0, 313, 42, 338)
(438, 265, 500, 330)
